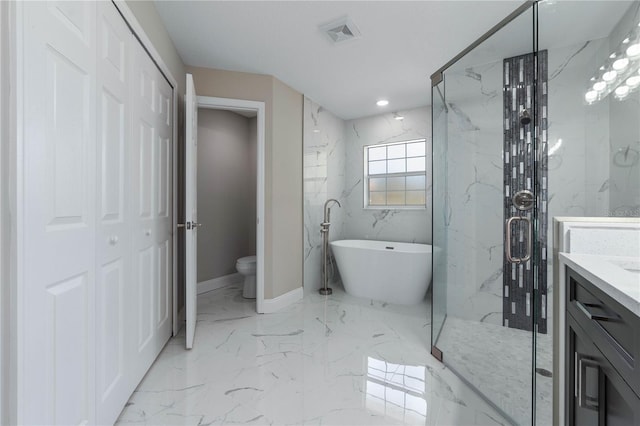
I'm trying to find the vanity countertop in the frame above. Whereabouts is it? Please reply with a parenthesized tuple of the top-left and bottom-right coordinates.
(559, 252, 640, 317)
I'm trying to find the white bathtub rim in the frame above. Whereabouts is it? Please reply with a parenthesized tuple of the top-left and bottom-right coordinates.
(330, 239, 432, 254)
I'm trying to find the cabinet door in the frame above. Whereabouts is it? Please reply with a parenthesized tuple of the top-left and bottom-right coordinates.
(21, 2, 97, 424)
(568, 315, 640, 426)
(568, 317, 601, 426)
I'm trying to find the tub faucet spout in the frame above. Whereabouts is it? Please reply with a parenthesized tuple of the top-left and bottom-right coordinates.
(323, 199, 341, 225)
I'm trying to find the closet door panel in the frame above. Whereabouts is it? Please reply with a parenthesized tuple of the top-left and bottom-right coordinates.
(155, 76, 172, 338)
(157, 240, 170, 327)
(131, 37, 161, 377)
(97, 259, 125, 391)
(95, 2, 132, 424)
(137, 123, 155, 219)
(137, 245, 155, 349)
(21, 2, 97, 424)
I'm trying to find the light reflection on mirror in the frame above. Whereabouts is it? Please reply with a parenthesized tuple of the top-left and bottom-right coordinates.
(365, 357, 427, 422)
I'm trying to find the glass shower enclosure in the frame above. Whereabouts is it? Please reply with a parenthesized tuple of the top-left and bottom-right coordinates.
(431, 1, 640, 425)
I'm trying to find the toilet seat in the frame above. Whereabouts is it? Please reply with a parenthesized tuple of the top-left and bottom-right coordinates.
(236, 255, 256, 265)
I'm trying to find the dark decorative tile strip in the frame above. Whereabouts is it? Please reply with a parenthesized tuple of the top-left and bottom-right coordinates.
(502, 50, 548, 334)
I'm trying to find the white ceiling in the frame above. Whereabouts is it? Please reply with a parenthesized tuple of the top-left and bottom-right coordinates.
(155, 1, 526, 119)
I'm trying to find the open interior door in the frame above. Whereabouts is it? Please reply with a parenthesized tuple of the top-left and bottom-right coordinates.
(185, 73, 198, 349)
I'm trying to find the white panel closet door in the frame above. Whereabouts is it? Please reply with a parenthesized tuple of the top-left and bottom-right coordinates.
(185, 73, 198, 349)
(130, 31, 173, 380)
(19, 2, 173, 423)
(21, 2, 97, 424)
(95, 2, 133, 424)
(155, 62, 173, 349)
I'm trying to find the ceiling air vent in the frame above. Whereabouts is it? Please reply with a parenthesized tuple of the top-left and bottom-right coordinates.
(320, 16, 361, 44)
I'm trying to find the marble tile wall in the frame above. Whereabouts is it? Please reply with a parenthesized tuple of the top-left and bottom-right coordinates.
(342, 107, 432, 244)
(303, 97, 346, 291)
(607, 1, 640, 217)
(441, 59, 507, 326)
(303, 100, 432, 291)
(437, 39, 620, 328)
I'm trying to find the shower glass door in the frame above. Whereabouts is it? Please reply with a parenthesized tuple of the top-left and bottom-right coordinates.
(431, 4, 543, 424)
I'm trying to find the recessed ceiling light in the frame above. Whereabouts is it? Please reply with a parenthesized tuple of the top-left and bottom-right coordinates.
(376, 100, 389, 107)
(393, 112, 404, 120)
(312, 129, 320, 133)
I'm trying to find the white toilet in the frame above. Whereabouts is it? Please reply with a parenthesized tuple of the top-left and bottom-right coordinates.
(236, 255, 257, 299)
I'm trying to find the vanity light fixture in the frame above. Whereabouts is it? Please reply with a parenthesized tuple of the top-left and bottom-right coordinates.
(615, 85, 630, 99)
(627, 43, 640, 58)
(585, 21, 640, 104)
(584, 90, 598, 104)
(603, 70, 618, 82)
(626, 75, 640, 88)
(593, 81, 606, 91)
(613, 57, 630, 71)
(376, 99, 389, 107)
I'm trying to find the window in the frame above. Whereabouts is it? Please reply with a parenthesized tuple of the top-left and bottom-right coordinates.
(364, 139, 427, 208)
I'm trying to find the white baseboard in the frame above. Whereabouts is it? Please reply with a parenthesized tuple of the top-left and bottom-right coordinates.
(198, 273, 243, 295)
(261, 286, 303, 314)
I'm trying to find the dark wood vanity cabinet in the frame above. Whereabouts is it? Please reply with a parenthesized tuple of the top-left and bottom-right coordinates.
(566, 267, 640, 426)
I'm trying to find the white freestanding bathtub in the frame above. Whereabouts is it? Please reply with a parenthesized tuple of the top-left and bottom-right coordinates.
(330, 240, 432, 305)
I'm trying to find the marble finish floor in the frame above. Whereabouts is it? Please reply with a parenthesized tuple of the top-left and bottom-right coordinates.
(116, 284, 510, 425)
(436, 317, 553, 425)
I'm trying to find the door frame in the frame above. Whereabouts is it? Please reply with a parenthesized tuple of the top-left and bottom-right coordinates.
(196, 96, 266, 314)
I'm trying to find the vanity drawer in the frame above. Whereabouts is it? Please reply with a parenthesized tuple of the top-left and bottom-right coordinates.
(567, 267, 640, 397)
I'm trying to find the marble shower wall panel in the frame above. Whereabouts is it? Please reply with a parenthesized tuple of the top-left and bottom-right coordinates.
(443, 61, 506, 325)
(545, 39, 614, 332)
(610, 92, 640, 216)
(608, 2, 640, 216)
(343, 107, 431, 244)
(546, 39, 611, 222)
(303, 97, 346, 291)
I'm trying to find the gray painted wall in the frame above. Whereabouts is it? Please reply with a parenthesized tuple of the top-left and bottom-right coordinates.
(188, 67, 304, 299)
(197, 109, 256, 282)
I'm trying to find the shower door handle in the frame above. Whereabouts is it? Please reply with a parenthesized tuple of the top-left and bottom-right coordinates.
(505, 216, 532, 264)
